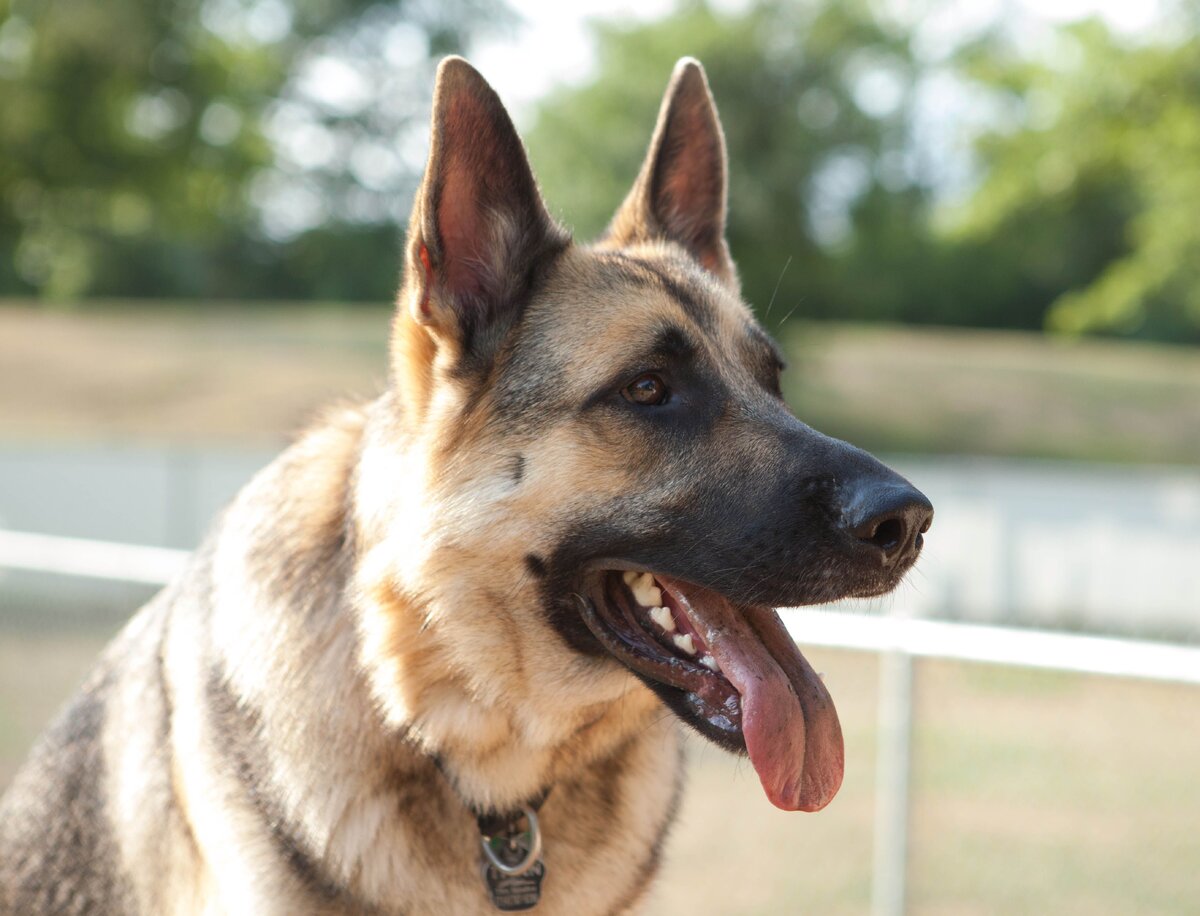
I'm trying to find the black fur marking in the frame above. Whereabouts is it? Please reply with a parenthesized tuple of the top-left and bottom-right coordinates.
(0, 671, 130, 915)
(744, 324, 787, 396)
(649, 324, 696, 362)
(598, 251, 715, 330)
(204, 665, 355, 906)
(524, 553, 548, 579)
(746, 323, 786, 369)
(155, 640, 174, 747)
(605, 739, 687, 916)
(511, 453, 525, 484)
(542, 591, 607, 659)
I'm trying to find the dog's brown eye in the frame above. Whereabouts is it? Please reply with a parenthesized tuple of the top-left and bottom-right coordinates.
(622, 373, 669, 406)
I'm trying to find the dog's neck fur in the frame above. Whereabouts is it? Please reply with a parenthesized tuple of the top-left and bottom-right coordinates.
(190, 401, 676, 908)
(350, 396, 663, 812)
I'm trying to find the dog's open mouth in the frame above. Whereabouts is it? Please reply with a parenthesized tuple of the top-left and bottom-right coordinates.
(580, 570, 844, 812)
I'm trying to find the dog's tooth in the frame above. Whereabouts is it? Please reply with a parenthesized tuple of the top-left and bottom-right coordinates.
(630, 578, 662, 608)
(622, 570, 639, 586)
(672, 633, 696, 655)
(700, 654, 719, 672)
(648, 606, 676, 633)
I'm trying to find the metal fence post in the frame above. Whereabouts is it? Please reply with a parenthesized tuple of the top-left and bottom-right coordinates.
(871, 646, 915, 916)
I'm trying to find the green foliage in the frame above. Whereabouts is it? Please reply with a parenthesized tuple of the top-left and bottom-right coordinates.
(525, 0, 929, 332)
(7, 0, 1200, 344)
(0, 0, 505, 302)
(528, 3, 1200, 343)
(948, 20, 1200, 342)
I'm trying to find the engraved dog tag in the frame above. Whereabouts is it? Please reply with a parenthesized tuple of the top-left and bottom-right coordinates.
(483, 858, 545, 911)
(479, 804, 545, 910)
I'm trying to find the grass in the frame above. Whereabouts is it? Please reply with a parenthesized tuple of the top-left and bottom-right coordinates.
(2, 623, 1197, 914)
(2, 301, 1199, 464)
(0, 302, 390, 445)
(781, 323, 1200, 465)
(659, 652, 1200, 915)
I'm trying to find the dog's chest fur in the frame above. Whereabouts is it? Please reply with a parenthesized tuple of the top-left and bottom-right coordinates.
(174, 406, 685, 914)
(0, 403, 685, 916)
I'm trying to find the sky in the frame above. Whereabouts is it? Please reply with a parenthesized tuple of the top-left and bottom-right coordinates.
(473, 0, 675, 122)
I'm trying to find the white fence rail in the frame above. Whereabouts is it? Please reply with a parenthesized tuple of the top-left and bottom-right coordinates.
(789, 606, 1200, 686)
(0, 529, 189, 586)
(3, 529, 1199, 916)
(4, 528, 1196, 686)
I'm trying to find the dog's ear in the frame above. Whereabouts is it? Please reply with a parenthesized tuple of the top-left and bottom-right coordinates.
(607, 58, 736, 288)
(398, 57, 567, 353)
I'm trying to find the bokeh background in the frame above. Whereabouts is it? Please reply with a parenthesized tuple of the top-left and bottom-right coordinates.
(1, 0, 1198, 912)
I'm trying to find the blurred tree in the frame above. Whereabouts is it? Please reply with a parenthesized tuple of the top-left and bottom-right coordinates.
(946, 19, 1200, 342)
(527, 2, 1200, 344)
(0, 0, 506, 302)
(524, 0, 932, 331)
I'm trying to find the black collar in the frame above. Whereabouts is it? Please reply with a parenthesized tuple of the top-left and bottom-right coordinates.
(473, 786, 552, 838)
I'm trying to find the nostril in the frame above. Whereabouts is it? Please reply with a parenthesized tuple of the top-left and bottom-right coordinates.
(867, 517, 904, 552)
(843, 479, 933, 562)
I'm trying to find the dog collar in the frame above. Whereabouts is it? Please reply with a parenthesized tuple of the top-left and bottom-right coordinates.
(475, 790, 550, 912)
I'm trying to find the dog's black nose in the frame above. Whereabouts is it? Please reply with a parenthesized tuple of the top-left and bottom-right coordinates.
(842, 480, 933, 564)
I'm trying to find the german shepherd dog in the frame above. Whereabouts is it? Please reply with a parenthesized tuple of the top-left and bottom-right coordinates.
(0, 57, 932, 914)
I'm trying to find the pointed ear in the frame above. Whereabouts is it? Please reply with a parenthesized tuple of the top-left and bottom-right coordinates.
(400, 57, 568, 345)
(607, 58, 736, 287)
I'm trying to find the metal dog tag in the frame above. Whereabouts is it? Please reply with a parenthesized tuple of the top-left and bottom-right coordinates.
(483, 857, 544, 911)
(480, 805, 545, 911)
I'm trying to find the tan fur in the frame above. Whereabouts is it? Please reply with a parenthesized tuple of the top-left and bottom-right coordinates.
(605, 63, 737, 288)
(0, 56, 777, 916)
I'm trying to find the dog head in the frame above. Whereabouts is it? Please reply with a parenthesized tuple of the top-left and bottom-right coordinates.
(378, 57, 932, 812)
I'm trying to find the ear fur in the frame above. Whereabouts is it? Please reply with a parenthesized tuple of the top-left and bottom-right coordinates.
(606, 58, 736, 288)
(395, 56, 568, 392)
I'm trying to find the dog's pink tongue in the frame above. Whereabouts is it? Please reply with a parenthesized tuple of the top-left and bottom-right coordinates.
(658, 578, 844, 812)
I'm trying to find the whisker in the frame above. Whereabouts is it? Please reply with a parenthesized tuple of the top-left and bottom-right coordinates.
(765, 256, 792, 320)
